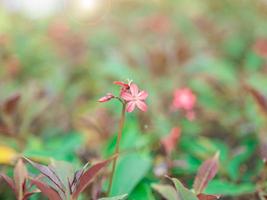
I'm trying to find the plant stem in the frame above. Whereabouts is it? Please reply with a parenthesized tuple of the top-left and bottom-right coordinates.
(107, 103, 126, 196)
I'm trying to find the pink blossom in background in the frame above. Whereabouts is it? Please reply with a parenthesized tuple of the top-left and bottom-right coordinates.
(172, 87, 196, 120)
(121, 83, 148, 112)
(173, 88, 196, 110)
(253, 38, 267, 58)
(139, 14, 171, 34)
(161, 127, 181, 155)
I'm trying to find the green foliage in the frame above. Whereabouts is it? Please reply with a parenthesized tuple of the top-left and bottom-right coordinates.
(0, 0, 267, 199)
(129, 182, 155, 200)
(23, 133, 83, 162)
(99, 194, 128, 200)
(110, 153, 152, 196)
(205, 179, 256, 196)
(171, 178, 198, 200)
(152, 184, 179, 200)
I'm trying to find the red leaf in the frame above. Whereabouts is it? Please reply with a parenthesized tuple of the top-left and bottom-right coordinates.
(30, 179, 62, 200)
(193, 152, 220, 194)
(244, 85, 267, 115)
(197, 193, 220, 200)
(161, 127, 181, 155)
(69, 165, 87, 194)
(0, 173, 16, 194)
(261, 142, 267, 162)
(24, 157, 65, 193)
(0, 121, 10, 135)
(3, 93, 21, 115)
(72, 159, 110, 199)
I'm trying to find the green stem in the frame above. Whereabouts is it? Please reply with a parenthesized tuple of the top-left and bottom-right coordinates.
(107, 103, 126, 196)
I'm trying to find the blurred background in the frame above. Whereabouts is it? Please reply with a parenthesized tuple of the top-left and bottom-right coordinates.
(1, 0, 267, 199)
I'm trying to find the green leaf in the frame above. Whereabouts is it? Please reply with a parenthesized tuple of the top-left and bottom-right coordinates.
(104, 119, 151, 157)
(227, 138, 257, 180)
(14, 159, 28, 199)
(180, 137, 221, 162)
(110, 153, 151, 196)
(152, 184, 179, 200)
(171, 178, 198, 200)
(204, 179, 256, 196)
(244, 52, 263, 71)
(188, 58, 236, 85)
(129, 182, 155, 200)
(24, 133, 83, 162)
(171, 154, 200, 175)
(99, 194, 128, 200)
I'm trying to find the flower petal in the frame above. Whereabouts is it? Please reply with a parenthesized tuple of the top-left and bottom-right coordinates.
(130, 84, 139, 96)
(121, 92, 134, 101)
(138, 91, 148, 100)
(172, 88, 196, 110)
(126, 101, 136, 112)
(113, 81, 126, 87)
(136, 100, 147, 112)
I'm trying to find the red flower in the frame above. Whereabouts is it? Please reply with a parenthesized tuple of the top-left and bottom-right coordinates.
(172, 88, 196, 120)
(98, 93, 114, 103)
(173, 88, 196, 110)
(121, 83, 148, 112)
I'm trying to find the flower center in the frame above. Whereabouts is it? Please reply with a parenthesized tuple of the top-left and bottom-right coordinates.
(133, 95, 139, 101)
